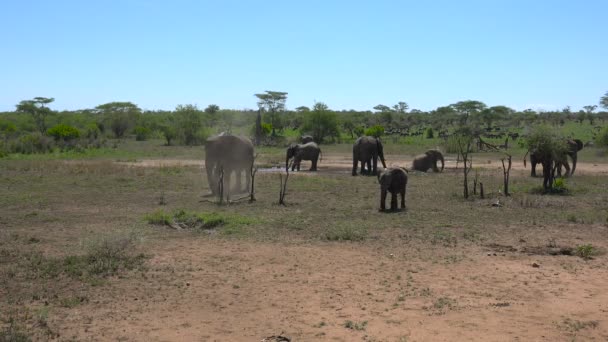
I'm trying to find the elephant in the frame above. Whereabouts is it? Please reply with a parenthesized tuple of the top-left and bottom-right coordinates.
(301, 135, 314, 144)
(378, 167, 408, 212)
(286, 142, 321, 171)
(530, 139, 583, 177)
(352, 136, 387, 176)
(411, 150, 444, 172)
(204, 134, 254, 200)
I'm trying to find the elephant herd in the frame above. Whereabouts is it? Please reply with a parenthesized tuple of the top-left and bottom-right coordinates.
(204, 133, 445, 211)
(204, 133, 584, 211)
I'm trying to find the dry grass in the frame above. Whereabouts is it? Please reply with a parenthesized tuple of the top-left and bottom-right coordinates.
(1, 143, 607, 339)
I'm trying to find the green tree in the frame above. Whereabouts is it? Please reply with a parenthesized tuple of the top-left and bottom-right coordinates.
(174, 104, 206, 145)
(393, 101, 409, 114)
(255, 90, 288, 136)
(95, 102, 141, 138)
(295, 106, 310, 112)
(601, 91, 608, 110)
(302, 102, 339, 143)
(16, 97, 55, 134)
(451, 100, 487, 125)
(373, 104, 392, 113)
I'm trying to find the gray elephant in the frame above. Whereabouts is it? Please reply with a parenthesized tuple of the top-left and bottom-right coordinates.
(205, 134, 254, 200)
(286, 142, 321, 171)
(411, 150, 444, 172)
(530, 139, 583, 177)
(352, 136, 387, 176)
(378, 167, 408, 212)
(301, 135, 314, 144)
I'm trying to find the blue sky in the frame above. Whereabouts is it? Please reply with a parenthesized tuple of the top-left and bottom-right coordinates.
(1, 0, 606, 112)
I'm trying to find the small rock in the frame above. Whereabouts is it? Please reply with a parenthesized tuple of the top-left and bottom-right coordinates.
(186, 282, 190, 286)
(532, 263, 540, 268)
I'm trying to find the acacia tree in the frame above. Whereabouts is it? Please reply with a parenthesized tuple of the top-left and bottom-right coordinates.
(16, 97, 55, 134)
(600, 91, 608, 110)
(393, 101, 409, 114)
(95, 102, 141, 138)
(451, 100, 487, 126)
(254, 91, 288, 136)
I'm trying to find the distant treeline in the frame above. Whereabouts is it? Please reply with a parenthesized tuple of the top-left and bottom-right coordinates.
(1, 96, 608, 156)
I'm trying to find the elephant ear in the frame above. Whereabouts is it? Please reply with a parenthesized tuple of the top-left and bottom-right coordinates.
(574, 139, 584, 151)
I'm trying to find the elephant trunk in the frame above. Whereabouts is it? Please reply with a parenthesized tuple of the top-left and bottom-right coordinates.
(439, 155, 445, 172)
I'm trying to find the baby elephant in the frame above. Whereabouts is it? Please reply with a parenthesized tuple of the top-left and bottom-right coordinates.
(378, 167, 408, 212)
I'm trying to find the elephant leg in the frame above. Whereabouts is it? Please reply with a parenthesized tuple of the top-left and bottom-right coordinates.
(400, 188, 406, 209)
(571, 155, 577, 176)
(562, 160, 571, 177)
(372, 157, 378, 175)
(380, 189, 387, 211)
(531, 161, 537, 177)
(361, 160, 366, 175)
(352, 159, 358, 176)
(366, 160, 372, 175)
(432, 161, 439, 172)
(390, 192, 397, 211)
(224, 171, 232, 201)
(235, 169, 242, 193)
(206, 163, 217, 195)
(311, 157, 318, 171)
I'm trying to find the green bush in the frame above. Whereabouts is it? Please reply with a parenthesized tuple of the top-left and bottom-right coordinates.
(425, 127, 434, 139)
(84, 123, 101, 140)
(134, 126, 151, 141)
(47, 124, 80, 141)
(0, 119, 17, 135)
(365, 125, 385, 138)
(13, 133, 54, 154)
(595, 126, 608, 147)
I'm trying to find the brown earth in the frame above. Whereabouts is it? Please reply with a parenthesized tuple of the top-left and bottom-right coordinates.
(56, 239, 608, 341)
(114, 154, 608, 175)
(5, 155, 607, 341)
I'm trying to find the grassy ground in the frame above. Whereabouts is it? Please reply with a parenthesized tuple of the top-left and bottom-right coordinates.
(1, 140, 607, 340)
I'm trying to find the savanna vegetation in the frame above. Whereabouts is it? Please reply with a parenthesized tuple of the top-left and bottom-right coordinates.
(1, 90, 608, 341)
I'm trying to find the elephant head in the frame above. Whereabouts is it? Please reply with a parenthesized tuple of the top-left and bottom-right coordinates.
(286, 144, 299, 170)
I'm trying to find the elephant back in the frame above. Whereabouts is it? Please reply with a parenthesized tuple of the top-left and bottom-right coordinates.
(206, 134, 254, 164)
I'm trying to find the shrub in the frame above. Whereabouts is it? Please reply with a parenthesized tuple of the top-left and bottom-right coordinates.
(324, 225, 367, 241)
(84, 123, 101, 140)
(0, 119, 17, 136)
(595, 126, 608, 147)
(365, 125, 385, 138)
(576, 244, 596, 260)
(47, 124, 80, 141)
(425, 127, 434, 139)
(134, 126, 151, 141)
(13, 132, 54, 154)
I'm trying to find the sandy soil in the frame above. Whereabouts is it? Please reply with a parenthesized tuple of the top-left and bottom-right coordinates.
(56, 239, 608, 341)
(114, 154, 608, 176)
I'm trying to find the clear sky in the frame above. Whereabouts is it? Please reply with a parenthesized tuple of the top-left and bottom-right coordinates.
(1, 0, 606, 112)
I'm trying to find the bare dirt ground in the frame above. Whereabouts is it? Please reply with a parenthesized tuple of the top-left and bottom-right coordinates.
(55, 239, 608, 341)
(114, 153, 608, 175)
(3, 152, 608, 341)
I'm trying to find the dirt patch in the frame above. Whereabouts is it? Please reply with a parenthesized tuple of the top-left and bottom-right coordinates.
(521, 246, 574, 256)
(115, 156, 608, 176)
(46, 239, 608, 341)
